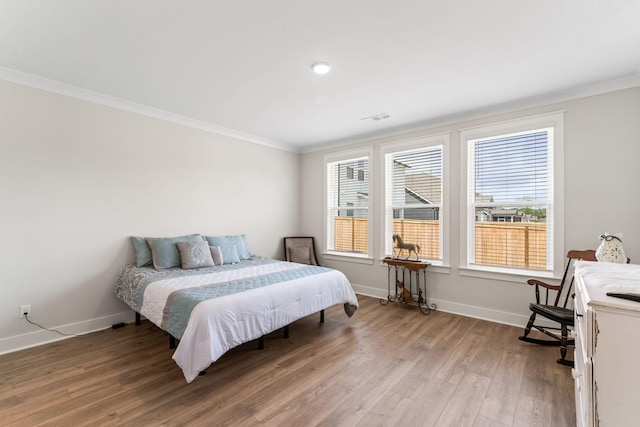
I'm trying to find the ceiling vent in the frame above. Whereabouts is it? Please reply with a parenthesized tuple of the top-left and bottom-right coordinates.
(361, 113, 390, 122)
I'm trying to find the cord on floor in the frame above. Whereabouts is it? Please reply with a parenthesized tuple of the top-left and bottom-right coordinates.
(24, 315, 80, 337)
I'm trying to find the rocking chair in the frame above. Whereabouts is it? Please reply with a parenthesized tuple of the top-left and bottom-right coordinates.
(519, 249, 597, 367)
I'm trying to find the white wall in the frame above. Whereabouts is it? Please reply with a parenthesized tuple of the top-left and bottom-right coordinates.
(0, 80, 301, 353)
(301, 87, 640, 326)
(2, 79, 638, 354)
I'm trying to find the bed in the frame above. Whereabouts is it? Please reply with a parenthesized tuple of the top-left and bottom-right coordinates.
(115, 256, 359, 382)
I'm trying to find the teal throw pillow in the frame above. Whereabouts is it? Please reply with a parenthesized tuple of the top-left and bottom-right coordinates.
(146, 234, 204, 269)
(131, 236, 153, 267)
(219, 245, 241, 264)
(204, 235, 252, 259)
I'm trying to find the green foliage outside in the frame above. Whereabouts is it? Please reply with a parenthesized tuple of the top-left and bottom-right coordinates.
(520, 207, 546, 219)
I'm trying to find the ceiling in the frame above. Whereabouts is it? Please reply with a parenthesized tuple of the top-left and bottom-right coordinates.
(1, 1, 639, 152)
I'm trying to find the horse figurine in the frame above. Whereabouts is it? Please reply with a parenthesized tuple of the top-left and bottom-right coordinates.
(393, 234, 420, 260)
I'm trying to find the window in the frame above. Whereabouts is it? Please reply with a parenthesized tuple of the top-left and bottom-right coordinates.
(325, 149, 372, 258)
(382, 134, 448, 265)
(461, 112, 564, 277)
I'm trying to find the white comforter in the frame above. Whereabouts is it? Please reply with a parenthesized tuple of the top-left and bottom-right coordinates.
(136, 260, 358, 383)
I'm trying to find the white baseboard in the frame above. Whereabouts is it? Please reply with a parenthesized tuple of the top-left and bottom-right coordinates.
(352, 283, 531, 328)
(0, 311, 135, 355)
(2, 285, 545, 355)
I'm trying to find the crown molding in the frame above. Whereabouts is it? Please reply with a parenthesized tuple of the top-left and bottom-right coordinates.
(302, 73, 640, 154)
(3, 66, 638, 155)
(0, 66, 299, 153)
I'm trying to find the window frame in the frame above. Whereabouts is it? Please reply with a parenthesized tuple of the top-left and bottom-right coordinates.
(324, 147, 374, 263)
(380, 133, 450, 267)
(459, 111, 565, 280)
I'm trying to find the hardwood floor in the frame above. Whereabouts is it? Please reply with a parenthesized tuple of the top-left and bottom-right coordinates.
(0, 296, 575, 426)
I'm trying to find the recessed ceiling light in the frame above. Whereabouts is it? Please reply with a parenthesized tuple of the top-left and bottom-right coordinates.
(311, 62, 331, 75)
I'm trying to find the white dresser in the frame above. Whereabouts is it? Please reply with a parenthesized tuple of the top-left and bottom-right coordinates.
(573, 261, 640, 427)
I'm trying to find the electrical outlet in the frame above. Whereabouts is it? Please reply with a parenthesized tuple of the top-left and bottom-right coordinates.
(20, 305, 31, 318)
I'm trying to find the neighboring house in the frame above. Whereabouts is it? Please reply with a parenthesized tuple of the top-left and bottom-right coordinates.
(389, 159, 442, 221)
(475, 194, 495, 222)
(337, 159, 368, 217)
(475, 197, 540, 222)
(402, 173, 441, 220)
(486, 208, 538, 222)
(391, 174, 542, 223)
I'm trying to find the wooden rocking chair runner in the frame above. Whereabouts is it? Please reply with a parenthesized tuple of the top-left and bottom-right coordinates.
(519, 249, 597, 367)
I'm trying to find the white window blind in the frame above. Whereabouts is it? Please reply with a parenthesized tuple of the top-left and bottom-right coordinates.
(326, 155, 370, 256)
(385, 145, 443, 261)
(467, 128, 553, 271)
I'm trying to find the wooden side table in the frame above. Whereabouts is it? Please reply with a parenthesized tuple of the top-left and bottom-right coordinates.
(381, 257, 436, 315)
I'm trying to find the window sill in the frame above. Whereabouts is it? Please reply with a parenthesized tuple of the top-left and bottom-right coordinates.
(459, 265, 556, 283)
(423, 264, 451, 274)
(322, 252, 374, 265)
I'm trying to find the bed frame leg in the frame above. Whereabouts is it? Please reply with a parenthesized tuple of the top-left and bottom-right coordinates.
(169, 336, 176, 349)
(135, 312, 141, 326)
(258, 336, 264, 350)
(320, 309, 325, 323)
(284, 325, 289, 339)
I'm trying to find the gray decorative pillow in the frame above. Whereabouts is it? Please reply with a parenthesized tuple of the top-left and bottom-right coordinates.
(209, 246, 223, 266)
(177, 240, 215, 269)
(146, 234, 204, 269)
(288, 247, 311, 264)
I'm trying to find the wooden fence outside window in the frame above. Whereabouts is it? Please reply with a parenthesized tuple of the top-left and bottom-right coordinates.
(333, 217, 547, 269)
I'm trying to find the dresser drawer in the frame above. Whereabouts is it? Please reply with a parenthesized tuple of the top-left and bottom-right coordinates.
(573, 359, 592, 427)
(574, 279, 590, 358)
(573, 261, 640, 426)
